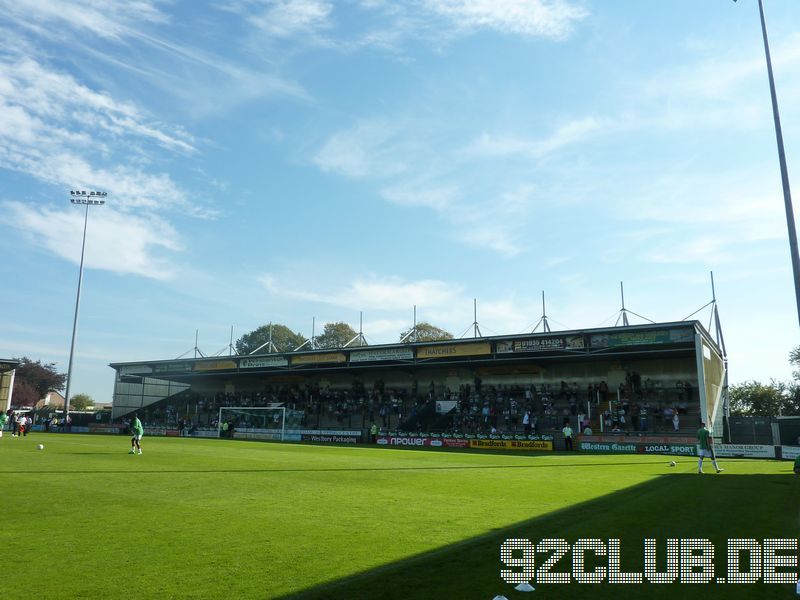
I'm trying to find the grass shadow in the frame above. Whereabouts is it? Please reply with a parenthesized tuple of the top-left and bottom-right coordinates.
(278, 474, 799, 600)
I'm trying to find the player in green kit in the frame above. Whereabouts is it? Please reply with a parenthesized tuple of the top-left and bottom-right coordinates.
(129, 413, 144, 455)
(0, 410, 8, 438)
(697, 421, 722, 474)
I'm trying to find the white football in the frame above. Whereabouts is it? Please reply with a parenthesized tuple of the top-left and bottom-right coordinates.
(37, 444, 44, 450)
(669, 460, 676, 467)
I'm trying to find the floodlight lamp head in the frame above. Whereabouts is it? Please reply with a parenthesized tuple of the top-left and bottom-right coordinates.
(70, 190, 107, 204)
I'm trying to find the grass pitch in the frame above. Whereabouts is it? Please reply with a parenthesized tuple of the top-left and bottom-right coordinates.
(0, 434, 796, 599)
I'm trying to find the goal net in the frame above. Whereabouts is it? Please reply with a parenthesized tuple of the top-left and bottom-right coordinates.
(217, 406, 303, 442)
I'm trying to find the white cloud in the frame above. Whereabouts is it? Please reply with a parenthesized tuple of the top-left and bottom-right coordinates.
(0, 58, 195, 153)
(314, 120, 409, 179)
(381, 184, 458, 211)
(247, 0, 333, 38)
(4, 201, 181, 280)
(314, 118, 550, 255)
(257, 272, 557, 341)
(0, 57, 213, 278)
(260, 274, 464, 311)
(0, 57, 214, 223)
(446, 185, 533, 256)
(421, 0, 588, 39)
(466, 117, 605, 160)
(0, 0, 169, 41)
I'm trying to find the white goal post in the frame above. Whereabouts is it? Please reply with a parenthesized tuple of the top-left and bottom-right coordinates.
(217, 406, 287, 441)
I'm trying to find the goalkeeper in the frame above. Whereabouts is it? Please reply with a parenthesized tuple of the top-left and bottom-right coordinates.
(129, 413, 144, 455)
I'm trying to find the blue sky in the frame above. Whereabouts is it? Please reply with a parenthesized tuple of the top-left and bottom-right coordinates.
(2, 0, 800, 403)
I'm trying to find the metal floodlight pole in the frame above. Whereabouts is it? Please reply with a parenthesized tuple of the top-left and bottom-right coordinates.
(738, 0, 800, 326)
(64, 190, 106, 420)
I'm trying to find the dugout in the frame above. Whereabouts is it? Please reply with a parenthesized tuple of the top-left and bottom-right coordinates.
(109, 321, 726, 438)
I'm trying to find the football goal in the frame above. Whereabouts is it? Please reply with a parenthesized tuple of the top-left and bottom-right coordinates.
(217, 405, 302, 441)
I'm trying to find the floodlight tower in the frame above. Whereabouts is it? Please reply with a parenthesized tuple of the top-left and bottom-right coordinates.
(64, 190, 106, 420)
(736, 0, 800, 326)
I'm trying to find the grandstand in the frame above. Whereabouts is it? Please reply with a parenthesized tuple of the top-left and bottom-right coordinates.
(109, 321, 726, 444)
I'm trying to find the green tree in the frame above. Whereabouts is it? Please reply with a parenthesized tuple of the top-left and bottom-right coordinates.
(11, 357, 66, 408)
(399, 321, 454, 343)
(791, 345, 800, 381)
(235, 324, 307, 354)
(70, 393, 94, 411)
(316, 322, 358, 349)
(728, 380, 794, 416)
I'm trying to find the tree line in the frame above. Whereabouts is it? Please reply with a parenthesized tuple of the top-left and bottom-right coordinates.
(234, 321, 453, 354)
(728, 346, 800, 417)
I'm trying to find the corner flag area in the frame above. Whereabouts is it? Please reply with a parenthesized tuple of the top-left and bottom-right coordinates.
(0, 435, 796, 599)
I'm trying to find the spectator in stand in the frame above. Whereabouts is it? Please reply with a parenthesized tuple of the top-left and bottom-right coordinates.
(599, 381, 608, 403)
(639, 403, 649, 432)
(672, 411, 680, 432)
(522, 410, 531, 435)
(562, 420, 573, 451)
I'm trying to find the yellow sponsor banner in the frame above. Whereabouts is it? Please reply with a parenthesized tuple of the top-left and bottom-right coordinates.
(416, 342, 491, 359)
(291, 352, 346, 366)
(469, 439, 553, 451)
(194, 360, 237, 371)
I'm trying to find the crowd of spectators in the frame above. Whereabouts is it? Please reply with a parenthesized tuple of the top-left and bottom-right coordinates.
(135, 373, 699, 436)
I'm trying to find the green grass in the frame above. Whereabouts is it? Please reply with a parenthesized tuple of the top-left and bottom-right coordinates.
(0, 434, 797, 599)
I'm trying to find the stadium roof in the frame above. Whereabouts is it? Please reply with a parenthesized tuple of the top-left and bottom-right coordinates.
(109, 320, 721, 376)
(0, 359, 20, 373)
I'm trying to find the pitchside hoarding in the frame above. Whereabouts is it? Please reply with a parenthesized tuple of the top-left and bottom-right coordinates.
(376, 435, 553, 451)
(780, 446, 800, 460)
(376, 436, 470, 448)
(712, 444, 776, 458)
(579, 441, 697, 455)
(234, 428, 360, 443)
(470, 439, 553, 451)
